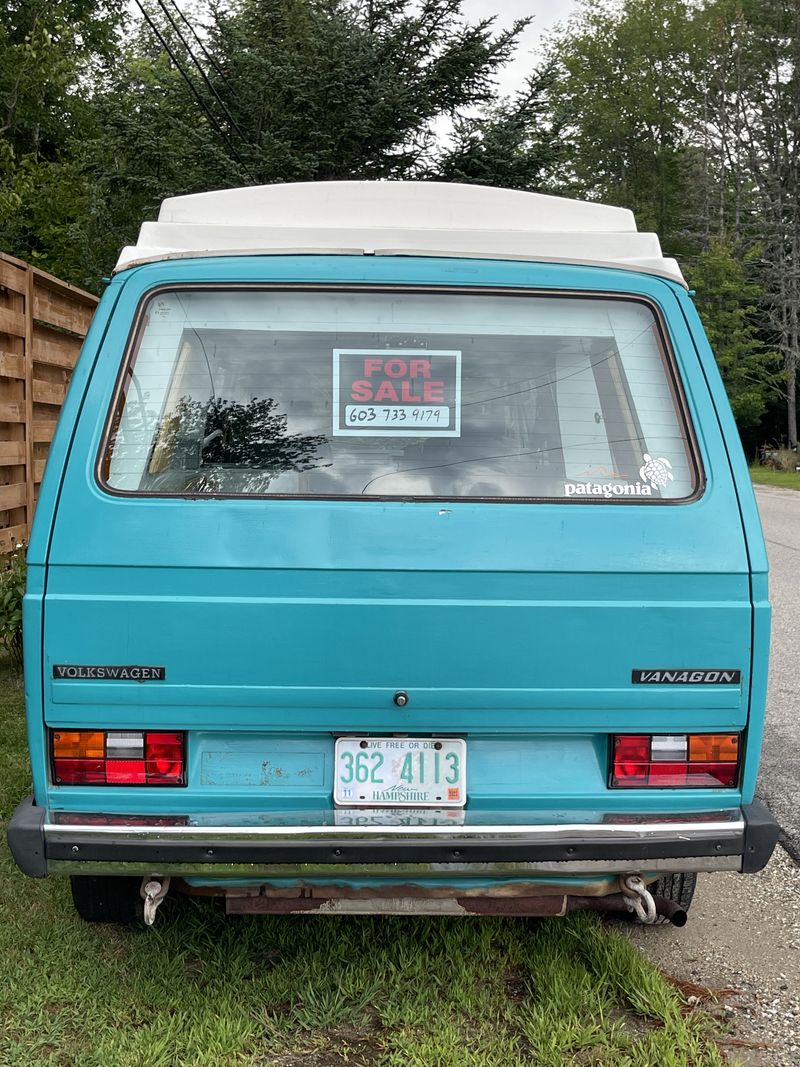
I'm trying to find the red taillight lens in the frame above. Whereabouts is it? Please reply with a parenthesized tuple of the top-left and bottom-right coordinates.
(145, 732, 184, 783)
(613, 735, 650, 784)
(105, 759, 147, 784)
(52, 757, 106, 784)
(645, 762, 689, 787)
(688, 761, 738, 787)
(52, 730, 185, 786)
(611, 734, 739, 788)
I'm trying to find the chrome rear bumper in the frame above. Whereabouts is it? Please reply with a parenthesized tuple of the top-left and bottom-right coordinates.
(8, 798, 779, 880)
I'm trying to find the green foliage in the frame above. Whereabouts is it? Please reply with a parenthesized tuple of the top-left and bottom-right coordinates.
(688, 238, 782, 431)
(204, 0, 531, 182)
(1, 0, 560, 288)
(758, 447, 799, 472)
(0, 0, 120, 159)
(0, 0, 795, 442)
(0, 1, 123, 285)
(543, 0, 798, 443)
(544, 0, 701, 249)
(0, 546, 25, 670)
(438, 62, 564, 188)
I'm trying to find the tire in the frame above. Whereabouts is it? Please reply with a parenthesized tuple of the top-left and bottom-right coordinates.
(650, 872, 697, 923)
(70, 875, 145, 924)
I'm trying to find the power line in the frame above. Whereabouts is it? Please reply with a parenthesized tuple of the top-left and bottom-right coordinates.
(132, 0, 256, 180)
(164, 0, 227, 81)
(154, 0, 250, 150)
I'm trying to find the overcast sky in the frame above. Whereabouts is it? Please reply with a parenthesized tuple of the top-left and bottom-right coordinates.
(460, 0, 579, 96)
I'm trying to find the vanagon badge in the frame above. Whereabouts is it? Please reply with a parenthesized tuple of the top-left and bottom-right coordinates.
(53, 664, 166, 681)
(632, 669, 741, 685)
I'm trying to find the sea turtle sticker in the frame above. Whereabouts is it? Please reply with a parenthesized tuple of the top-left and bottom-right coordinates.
(639, 454, 674, 490)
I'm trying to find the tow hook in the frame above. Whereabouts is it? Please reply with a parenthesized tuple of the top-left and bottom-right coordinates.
(140, 876, 171, 926)
(619, 874, 657, 924)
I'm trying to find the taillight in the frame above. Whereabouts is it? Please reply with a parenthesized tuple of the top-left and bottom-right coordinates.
(52, 730, 186, 786)
(610, 733, 739, 788)
(146, 732, 184, 784)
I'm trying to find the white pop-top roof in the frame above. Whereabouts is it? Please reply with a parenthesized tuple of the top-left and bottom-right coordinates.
(114, 181, 686, 286)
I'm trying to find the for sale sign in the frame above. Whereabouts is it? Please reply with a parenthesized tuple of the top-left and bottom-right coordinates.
(333, 349, 461, 437)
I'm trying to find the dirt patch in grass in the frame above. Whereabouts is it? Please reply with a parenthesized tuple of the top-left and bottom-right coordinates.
(272, 1027, 385, 1066)
(503, 964, 532, 1003)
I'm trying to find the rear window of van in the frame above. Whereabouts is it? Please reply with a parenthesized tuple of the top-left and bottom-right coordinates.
(101, 288, 700, 501)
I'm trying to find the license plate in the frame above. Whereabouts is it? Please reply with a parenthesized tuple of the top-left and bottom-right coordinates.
(334, 737, 466, 807)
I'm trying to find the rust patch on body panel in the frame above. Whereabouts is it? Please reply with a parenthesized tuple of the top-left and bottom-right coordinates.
(227, 896, 324, 914)
(226, 893, 570, 916)
(206, 878, 614, 900)
(457, 896, 567, 916)
(179, 876, 617, 900)
(259, 762, 290, 786)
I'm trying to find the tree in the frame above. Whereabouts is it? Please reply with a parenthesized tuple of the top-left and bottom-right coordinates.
(202, 0, 532, 182)
(542, 0, 800, 447)
(436, 61, 564, 189)
(689, 237, 781, 436)
(0, 0, 122, 282)
(0, 0, 119, 159)
(692, 0, 800, 446)
(2, 0, 562, 286)
(543, 0, 702, 251)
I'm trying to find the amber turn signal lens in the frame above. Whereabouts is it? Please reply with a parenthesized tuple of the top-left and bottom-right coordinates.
(52, 731, 105, 760)
(689, 734, 739, 763)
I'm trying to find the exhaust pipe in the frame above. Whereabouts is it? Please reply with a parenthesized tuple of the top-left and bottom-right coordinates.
(652, 896, 688, 927)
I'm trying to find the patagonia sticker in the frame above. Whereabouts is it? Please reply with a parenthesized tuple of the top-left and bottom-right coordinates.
(632, 669, 741, 685)
(564, 455, 676, 499)
(53, 664, 166, 681)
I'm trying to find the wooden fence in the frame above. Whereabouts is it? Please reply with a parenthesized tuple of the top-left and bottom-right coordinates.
(0, 252, 98, 553)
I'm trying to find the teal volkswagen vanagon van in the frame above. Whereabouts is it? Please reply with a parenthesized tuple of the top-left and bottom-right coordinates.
(8, 182, 779, 925)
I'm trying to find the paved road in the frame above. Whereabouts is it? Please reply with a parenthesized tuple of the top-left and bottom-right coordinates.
(755, 486, 800, 859)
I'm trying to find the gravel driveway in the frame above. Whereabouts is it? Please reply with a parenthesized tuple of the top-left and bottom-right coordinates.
(631, 485, 800, 1066)
(754, 486, 800, 861)
(628, 846, 800, 1066)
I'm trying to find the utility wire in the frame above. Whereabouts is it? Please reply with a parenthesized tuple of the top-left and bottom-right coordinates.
(154, 0, 250, 149)
(132, 0, 256, 180)
(164, 0, 227, 81)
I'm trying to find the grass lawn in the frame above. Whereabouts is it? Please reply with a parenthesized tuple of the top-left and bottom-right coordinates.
(750, 463, 800, 489)
(0, 661, 727, 1067)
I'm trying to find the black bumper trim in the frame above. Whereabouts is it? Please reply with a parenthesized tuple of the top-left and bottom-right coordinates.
(48, 833, 746, 867)
(741, 800, 781, 873)
(6, 797, 782, 877)
(7, 796, 47, 878)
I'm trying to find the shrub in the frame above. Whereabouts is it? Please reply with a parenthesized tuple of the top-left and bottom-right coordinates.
(759, 445, 799, 472)
(0, 544, 26, 670)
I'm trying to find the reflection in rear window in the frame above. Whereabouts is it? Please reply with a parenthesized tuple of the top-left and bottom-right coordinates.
(102, 289, 699, 501)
